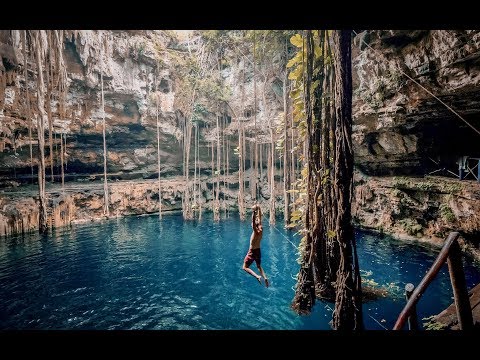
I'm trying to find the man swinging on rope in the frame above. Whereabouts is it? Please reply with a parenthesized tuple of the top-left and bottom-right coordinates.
(242, 203, 269, 287)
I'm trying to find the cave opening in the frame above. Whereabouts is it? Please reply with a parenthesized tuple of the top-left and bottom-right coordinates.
(420, 117, 480, 179)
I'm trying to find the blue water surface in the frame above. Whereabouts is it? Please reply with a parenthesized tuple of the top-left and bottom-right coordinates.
(0, 213, 479, 330)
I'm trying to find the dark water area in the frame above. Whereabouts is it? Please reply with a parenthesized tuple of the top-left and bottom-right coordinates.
(0, 213, 479, 329)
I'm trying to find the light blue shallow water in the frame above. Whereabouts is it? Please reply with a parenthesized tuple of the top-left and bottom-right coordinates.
(0, 213, 479, 330)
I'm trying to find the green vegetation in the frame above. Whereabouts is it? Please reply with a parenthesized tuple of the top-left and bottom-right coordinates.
(439, 203, 456, 222)
(392, 177, 435, 192)
(393, 177, 463, 196)
(360, 270, 402, 301)
(416, 181, 434, 191)
(422, 315, 448, 330)
(392, 177, 409, 189)
(190, 103, 209, 125)
(398, 218, 423, 236)
(361, 272, 379, 288)
(441, 182, 462, 194)
(392, 188, 402, 198)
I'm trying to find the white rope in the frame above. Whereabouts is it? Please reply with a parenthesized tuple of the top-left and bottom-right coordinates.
(326, 300, 388, 330)
(367, 313, 389, 330)
(271, 223, 299, 250)
(353, 30, 480, 137)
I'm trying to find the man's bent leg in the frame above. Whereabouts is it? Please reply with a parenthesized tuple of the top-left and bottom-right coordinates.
(257, 264, 269, 288)
(243, 262, 262, 284)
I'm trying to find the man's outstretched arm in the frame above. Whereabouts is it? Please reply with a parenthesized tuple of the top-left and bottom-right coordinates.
(252, 205, 259, 227)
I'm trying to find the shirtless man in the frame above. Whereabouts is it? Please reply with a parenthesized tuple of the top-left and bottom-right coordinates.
(242, 204, 269, 287)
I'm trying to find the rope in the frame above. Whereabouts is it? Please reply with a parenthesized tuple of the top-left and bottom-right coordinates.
(353, 30, 480, 137)
(326, 299, 388, 330)
(271, 223, 299, 250)
(367, 313, 389, 330)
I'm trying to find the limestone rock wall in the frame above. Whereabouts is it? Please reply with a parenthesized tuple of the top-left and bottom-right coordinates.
(353, 173, 480, 249)
(1, 30, 480, 253)
(0, 30, 183, 181)
(353, 30, 480, 175)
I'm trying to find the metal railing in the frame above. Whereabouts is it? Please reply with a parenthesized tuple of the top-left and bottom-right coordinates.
(428, 157, 480, 182)
(393, 231, 474, 330)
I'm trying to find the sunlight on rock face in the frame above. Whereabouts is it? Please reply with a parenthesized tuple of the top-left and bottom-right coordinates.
(173, 30, 194, 41)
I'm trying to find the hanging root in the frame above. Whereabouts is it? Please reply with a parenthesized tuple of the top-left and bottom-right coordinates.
(291, 265, 316, 314)
(291, 237, 316, 314)
(213, 199, 220, 222)
(182, 183, 194, 220)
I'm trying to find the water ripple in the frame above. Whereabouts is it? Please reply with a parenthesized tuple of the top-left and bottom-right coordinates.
(0, 215, 479, 329)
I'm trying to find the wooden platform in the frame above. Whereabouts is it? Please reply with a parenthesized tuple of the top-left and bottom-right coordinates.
(434, 283, 480, 330)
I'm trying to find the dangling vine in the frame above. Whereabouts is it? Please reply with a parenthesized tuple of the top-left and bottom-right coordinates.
(100, 31, 109, 217)
(289, 30, 363, 330)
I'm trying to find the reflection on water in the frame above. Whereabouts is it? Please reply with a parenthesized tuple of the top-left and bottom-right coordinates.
(0, 214, 479, 329)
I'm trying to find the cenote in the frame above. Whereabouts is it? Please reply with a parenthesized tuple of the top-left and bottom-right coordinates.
(1, 214, 479, 330)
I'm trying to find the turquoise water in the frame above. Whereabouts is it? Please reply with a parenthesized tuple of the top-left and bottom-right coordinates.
(0, 213, 479, 330)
